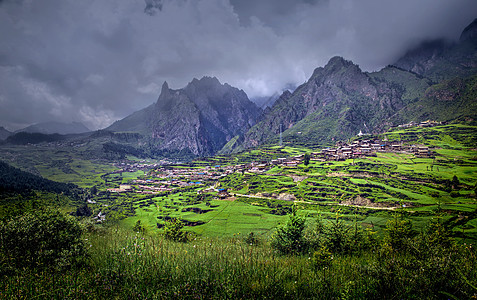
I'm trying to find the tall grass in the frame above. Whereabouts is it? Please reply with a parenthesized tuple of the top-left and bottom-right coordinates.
(1, 226, 476, 299)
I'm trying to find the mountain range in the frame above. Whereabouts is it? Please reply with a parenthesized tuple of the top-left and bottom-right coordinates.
(100, 18, 477, 158)
(223, 19, 477, 152)
(6, 19, 476, 159)
(15, 122, 90, 135)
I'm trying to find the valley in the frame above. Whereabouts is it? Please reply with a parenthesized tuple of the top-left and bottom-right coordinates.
(1, 15, 477, 299)
(2, 124, 476, 240)
(1, 123, 476, 299)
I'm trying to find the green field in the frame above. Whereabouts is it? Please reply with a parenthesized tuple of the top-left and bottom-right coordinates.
(1, 124, 476, 240)
(1, 124, 477, 299)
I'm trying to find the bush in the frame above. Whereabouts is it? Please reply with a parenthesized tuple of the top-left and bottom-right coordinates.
(0, 208, 86, 272)
(324, 217, 351, 254)
(383, 217, 415, 252)
(450, 191, 460, 198)
(163, 218, 188, 242)
(271, 207, 307, 255)
(133, 220, 146, 234)
(245, 231, 259, 245)
(311, 246, 333, 271)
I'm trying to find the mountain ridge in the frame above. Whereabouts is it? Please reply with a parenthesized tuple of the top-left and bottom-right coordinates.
(102, 18, 477, 158)
(0, 127, 12, 141)
(106, 76, 261, 156)
(16, 121, 90, 135)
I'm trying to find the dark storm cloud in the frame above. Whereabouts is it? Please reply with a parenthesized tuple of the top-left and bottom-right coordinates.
(0, 0, 476, 130)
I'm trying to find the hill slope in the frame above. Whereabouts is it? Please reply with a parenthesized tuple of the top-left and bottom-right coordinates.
(0, 127, 12, 140)
(17, 121, 90, 135)
(0, 160, 77, 196)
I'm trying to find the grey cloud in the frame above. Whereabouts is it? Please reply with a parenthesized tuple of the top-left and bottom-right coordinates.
(229, 0, 323, 27)
(0, 0, 476, 131)
(144, 0, 163, 15)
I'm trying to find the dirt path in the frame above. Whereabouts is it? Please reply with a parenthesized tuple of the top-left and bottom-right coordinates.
(337, 203, 398, 210)
(234, 193, 400, 211)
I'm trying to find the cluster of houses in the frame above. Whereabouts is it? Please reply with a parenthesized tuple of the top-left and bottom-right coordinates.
(111, 161, 163, 174)
(105, 126, 436, 194)
(108, 138, 433, 194)
(317, 139, 432, 161)
(106, 165, 235, 194)
(395, 120, 443, 129)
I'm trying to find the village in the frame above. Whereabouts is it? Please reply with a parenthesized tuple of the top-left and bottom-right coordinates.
(106, 122, 436, 196)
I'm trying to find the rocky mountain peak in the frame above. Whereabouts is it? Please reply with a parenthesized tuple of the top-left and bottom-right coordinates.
(186, 76, 224, 96)
(108, 76, 261, 157)
(325, 56, 354, 69)
(272, 89, 293, 107)
(161, 81, 169, 92)
(190, 76, 221, 86)
(158, 81, 171, 99)
(310, 56, 363, 81)
(155, 81, 175, 110)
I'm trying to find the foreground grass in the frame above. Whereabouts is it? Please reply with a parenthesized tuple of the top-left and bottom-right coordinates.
(1, 226, 476, 299)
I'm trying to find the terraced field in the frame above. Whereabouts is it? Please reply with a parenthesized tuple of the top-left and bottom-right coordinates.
(1, 124, 476, 240)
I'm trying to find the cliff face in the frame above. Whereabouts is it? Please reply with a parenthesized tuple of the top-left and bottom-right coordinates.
(236, 56, 429, 150)
(107, 77, 261, 156)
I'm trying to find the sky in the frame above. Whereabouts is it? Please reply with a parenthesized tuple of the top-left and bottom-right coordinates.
(1, 0, 476, 131)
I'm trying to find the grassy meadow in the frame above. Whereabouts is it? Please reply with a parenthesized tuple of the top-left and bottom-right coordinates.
(0, 124, 477, 298)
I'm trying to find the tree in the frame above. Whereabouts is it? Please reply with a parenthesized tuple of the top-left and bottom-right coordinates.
(75, 204, 92, 217)
(163, 218, 188, 242)
(271, 206, 307, 255)
(0, 208, 86, 271)
(451, 175, 460, 189)
(383, 217, 415, 251)
(304, 153, 311, 166)
(90, 185, 98, 195)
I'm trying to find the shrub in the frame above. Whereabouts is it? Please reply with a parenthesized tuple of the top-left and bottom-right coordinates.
(245, 231, 259, 245)
(0, 208, 86, 272)
(324, 216, 351, 254)
(304, 153, 311, 166)
(311, 246, 333, 271)
(383, 217, 415, 252)
(133, 220, 146, 233)
(451, 175, 460, 189)
(271, 207, 307, 255)
(423, 216, 452, 249)
(450, 191, 460, 198)
(163, 218, 188, 242)
(303, 217, 326, 250)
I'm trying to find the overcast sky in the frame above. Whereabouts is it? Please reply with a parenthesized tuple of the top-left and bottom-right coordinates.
(1, 0, 476, 131)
